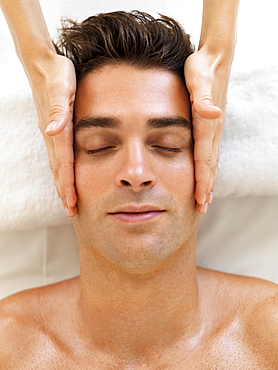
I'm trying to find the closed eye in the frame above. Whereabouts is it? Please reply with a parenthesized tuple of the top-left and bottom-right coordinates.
(87, 146, 115, 154)
(87, 145, 182, 155)
(152, 146, 181, 153)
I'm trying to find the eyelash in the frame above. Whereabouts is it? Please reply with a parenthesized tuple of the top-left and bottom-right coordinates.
(152, 146, 181, 153)
(87, 146, 181, 155)
(87, 146, 115, 154)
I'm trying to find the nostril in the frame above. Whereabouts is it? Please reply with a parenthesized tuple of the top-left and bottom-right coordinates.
(120, 179, 153, 188)
(143, 180, 152, 186)
(121, 180, 131, 186)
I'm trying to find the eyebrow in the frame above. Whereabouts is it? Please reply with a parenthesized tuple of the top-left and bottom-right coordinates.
(74, 117, 120, 131)
(148, 117, 192, 131)
(74, 116, 192, 132)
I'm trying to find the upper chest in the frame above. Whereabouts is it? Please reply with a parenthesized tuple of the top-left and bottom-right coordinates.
(20, 330, 273, 370)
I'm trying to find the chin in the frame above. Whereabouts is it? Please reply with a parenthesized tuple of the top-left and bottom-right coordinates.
(97, 235, 185, 276)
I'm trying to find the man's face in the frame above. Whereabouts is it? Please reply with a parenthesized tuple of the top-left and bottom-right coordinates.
(73, 63, 200, 273)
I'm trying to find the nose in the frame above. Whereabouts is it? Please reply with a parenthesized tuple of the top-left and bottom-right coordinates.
(115, 141, 157, 192)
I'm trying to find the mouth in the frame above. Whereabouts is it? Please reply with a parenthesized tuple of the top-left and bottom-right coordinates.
(108, 205, 166, 223)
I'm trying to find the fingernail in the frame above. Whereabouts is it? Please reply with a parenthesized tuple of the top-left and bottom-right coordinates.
(45, 121, 58, 132)
(61, 198, 67, 209)
(201, 203, 208, 214)
(208, 192, 214, 204)
(201, 194, 207, 205)
(66, 208, 73, 217)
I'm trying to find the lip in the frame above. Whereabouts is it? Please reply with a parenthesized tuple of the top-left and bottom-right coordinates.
(108, 205, 165, 223)
(110, 205, 163, 213)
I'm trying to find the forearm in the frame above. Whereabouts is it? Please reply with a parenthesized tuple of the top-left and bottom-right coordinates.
(0, 0, 55, 69)
(199, 0, 240, 57)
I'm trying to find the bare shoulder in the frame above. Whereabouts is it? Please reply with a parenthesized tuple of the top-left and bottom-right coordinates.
(0, 291, 37, 368)
(0, 278, 79, 368)
(198, 268, 278, 365)
(198, 266, 278, 305)
(240, 277, 278, 363)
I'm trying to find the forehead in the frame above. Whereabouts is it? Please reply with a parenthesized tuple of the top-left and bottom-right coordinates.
(74, 64, 191, 124)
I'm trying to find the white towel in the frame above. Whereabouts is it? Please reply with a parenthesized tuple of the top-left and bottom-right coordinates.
(0, 62, 69, 231)
(215, 64, 278, 197)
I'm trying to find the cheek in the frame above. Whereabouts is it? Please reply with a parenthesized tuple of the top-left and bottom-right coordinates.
(75, 161, 113, 204)
(157, 153, 195, 199)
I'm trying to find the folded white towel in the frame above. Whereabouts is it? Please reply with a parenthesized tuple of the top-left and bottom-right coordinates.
(0, 62, 277, 230)
(215, 64, 278, 197)
(0, 62, 69, 231)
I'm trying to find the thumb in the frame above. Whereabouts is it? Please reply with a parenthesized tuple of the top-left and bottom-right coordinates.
(194, 96, 222, 120)
(45, 103, 72, 136)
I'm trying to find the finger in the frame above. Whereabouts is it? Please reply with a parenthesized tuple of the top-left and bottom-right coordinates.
(193, 112, 217, 201)
(194, 121, 222, 208)
(52, 122, 77, 209)
(207, 126, 222, 199)
(194, 135, 214, 206)
(195, 201, 208, 215)
(43, 134, 64, 204)
(43, 123, 74, 210)
(45, 79, 75, 136)
(45, 103, 72, 136)
(187, 69, 222, 120)
(66, 204, 78, 218)
(195, 99, 222, 120)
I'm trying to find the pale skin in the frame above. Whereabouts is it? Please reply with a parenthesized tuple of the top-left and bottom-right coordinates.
(0, 0, 240, 216)
(0, 64, 277, 369)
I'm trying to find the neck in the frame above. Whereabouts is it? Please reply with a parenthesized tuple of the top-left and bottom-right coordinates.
(76, 238, 201, 359)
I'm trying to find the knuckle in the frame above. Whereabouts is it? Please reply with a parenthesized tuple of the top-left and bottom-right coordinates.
(210, 163, 218, 176)
(49, 104, 68, 118)
(56, 160, 63, 171)
(199, 94, 214, 104)
(49, 160, 54, 173)
(49, 160, 60, 179)
(195, 156, 219, 176)
(50, 167, 58, 180)
(55, 157, 74, 173)
(55, 185, 62, 199)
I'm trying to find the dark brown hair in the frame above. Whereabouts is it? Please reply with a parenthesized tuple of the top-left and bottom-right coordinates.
(55, 10, 194, 82)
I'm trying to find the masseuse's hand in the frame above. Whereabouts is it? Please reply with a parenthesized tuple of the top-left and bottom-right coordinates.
(184, 47, 230, 214)
(30, 52, 77, 217)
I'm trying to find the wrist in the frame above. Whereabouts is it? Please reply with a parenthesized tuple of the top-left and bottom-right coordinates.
(199, 34, 236, 58)
(21, 46, 57, 77)
(197, 40, 235, 71)
(199, 0, 239, 59)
